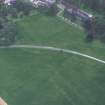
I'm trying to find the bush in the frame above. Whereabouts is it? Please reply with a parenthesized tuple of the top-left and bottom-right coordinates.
(0, 20, 17, 46)
(13, 0, 34, 16)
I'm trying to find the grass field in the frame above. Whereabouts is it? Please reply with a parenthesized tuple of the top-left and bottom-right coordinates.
(17, 13, 105, 59)
(0, 12, 105, 105)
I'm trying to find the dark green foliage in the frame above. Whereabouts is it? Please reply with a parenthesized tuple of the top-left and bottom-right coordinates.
(0, 20, 3, 29)
(94, 17, 105, 36)
(85, 32, 94, 42)
(0, 3, 18, 46)
(0, 19, 17, 46)
(47, 4, 59, 16)
(0, 5, 8, 18)
(82, 18, 94, 41)
(0, 4, 18, 19)
(70, 0, 105, 13)
(0, 0, 35, 46)
(37, 4, 58, 16)
(64, 9, 76, 22)
(13, 0, 34, 16)
(64, 9, 85, 26)
(93, 16, 105, 42)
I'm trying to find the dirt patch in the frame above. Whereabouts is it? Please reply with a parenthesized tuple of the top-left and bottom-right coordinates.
(0, 97, 7, 105)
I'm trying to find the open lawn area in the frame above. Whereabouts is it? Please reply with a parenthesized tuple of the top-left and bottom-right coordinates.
(17, 13, 105, 59)
(0, 12, 105, 105)
(0, 48, 105, 105)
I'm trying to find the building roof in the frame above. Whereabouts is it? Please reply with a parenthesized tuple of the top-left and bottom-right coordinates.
(61, 0, 93, 19)
(30, 0, 55, 7)
(4, 0, 16, 5)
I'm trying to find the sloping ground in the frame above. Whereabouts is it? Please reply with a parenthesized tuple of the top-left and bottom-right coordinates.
(16, 13, 105, 60)
(0, 48, 105, 105)
(0, 12, 105, 105)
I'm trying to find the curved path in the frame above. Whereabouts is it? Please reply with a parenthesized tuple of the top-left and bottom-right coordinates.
(0, 44, 105, 64)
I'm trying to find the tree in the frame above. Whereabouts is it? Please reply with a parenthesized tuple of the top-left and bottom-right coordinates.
(0, 20, 17, 46)
(0, 18, 3, 29)
(93, 16, 105, 42)
(82, 18, 94, 41)
(46, 4, 58, 16)
(13, 0, 34, 16)
(64, 8, 76, 22)
(71, 0, 105, 13)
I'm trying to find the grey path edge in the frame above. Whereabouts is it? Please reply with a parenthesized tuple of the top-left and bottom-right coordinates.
(0, 45, 105, 64)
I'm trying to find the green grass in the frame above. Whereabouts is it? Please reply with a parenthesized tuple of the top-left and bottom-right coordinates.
(0, 12, 105, 105)
(16, 13, 105, 59)
(0, 48, 105, 105)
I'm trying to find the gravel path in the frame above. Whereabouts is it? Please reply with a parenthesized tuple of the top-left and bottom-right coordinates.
(0, 44, 105, 64)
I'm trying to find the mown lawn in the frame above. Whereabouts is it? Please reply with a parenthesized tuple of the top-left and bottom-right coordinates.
(0, 48, 105, 105)
(0, 12, 105, 105)
(16, 12, 105, 59)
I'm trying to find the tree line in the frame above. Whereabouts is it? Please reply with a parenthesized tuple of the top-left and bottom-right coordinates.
(68, 0, 105, 42)
(68, 0, 105, 13)
(0, 0, 35, 46)
(0, 0, 105, 44)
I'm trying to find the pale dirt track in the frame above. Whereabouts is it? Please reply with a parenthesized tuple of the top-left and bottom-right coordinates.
(0, 44, 105, 64)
